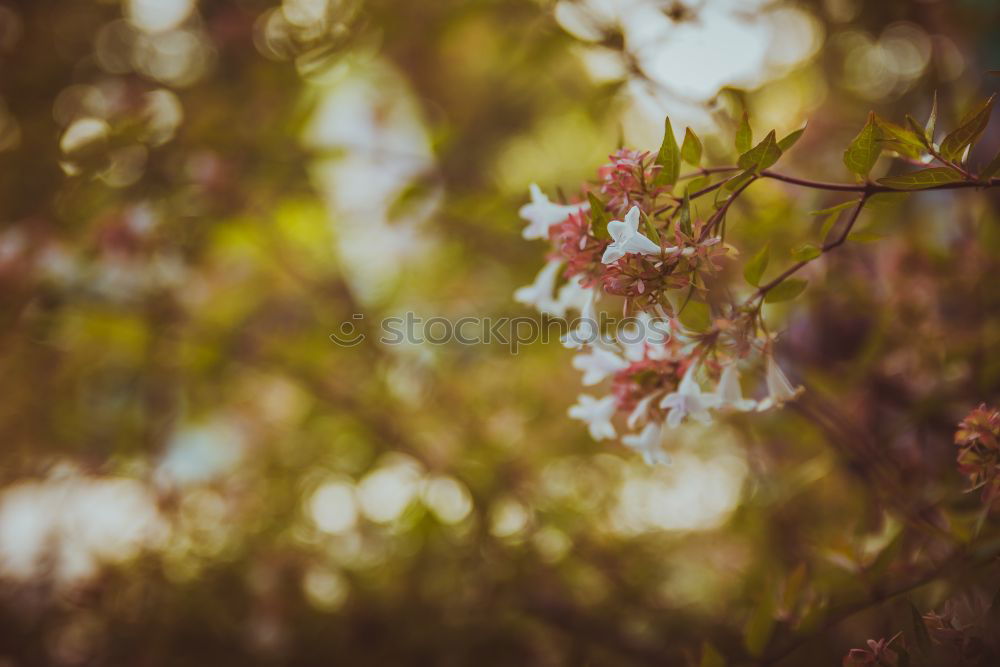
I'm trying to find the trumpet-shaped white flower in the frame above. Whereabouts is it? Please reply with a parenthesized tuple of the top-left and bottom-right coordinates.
(561, 290, 600, 349)
(618, 311, 673, 361)
(712, 364, 757, 412)
(519, 184, 588, 240)
(553, 277, 592, 316)
(757, 354, 804, 411)
(568, 394, 617, 440)
(601, 206, 661, 264)
(659, 363, 720, 427)
(572, 346, 629, 385)
(622, 422, 672, 465)
(627, 393, 655, 429)
(514, 259, 562, 314)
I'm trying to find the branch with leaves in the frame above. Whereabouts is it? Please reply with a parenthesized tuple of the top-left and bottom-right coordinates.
(514, 91, 1000, 465)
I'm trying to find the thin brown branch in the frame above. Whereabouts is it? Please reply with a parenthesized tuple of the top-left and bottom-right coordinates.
(752, 195, 868, 301)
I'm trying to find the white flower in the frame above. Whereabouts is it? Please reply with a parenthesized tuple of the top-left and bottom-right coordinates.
(757, 354, 804, 411)
(514, 259, 562, 314)
(601, 206, 661, 264)
(519, 184, 587, 241)
(568, 394, 617, 440)
(712, 364, 757, 412)
(572, 346, 629, 385)
(553, 277, 592, 316)
(627, 393, 655, 429)
(659, 362, 720, 427)
(618, 311, 673, 361)
(561, 290, 600, 349)
(622, 423, 672, 465)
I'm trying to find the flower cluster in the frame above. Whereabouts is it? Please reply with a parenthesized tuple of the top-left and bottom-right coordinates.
(955, 403, 1000, 507)
(515, 148, 803, 464)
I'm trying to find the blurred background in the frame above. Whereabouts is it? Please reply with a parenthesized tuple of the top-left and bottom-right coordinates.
(1, 0, 1000, 664)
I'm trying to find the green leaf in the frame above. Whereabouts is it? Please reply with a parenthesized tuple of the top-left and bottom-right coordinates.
(868, 532, 905, 580)
(681, 127, 703, 166)
(777, 125, 806, 152)
(810, 200, 858, 216)
(736, 110, 752, 154)
(683, 175, 708, 196)
(678, 192, 693, 237)
(874, 115, 926, 160)
(587, 192, 610, 239)
(908, 601, 931, 655)
(743, 243, 769, 286)
(903, 115, 933, 150)
(940, 94, 996, 161)
(791, 244, 821, 261)
(819, 212, 839, 243)
(655, 116, 681, 186)
(641, 210, 660, 245)
(677, 297, 711, 332)
(764, 279, 808, 303)
(877, 167, 964, 189)
(925, 90, 938, 142)
(981, 149, 1000, 180)
(847, 230, 884, 243)
(743, 597, 775, 657)
(843, 111, 881, 178)
(700, 642, 726, 667)
(724, 169, 755, 192)
(738, 130, 782, 173)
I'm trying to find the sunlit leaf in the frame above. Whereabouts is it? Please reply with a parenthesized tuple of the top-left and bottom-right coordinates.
(736, 110, 752, 154)
(777, 124, 806, 152)
(765, 278, 808, 303)
(811, 200, 857, 216)
(681, 127, 702, 166)
(843, 111, 880, 177)
(683, 175, 708, 196)
(877, 167, 964, 189)
(791, 244, 821, 261)
(940, 94, 996, 161)
(819, 212, 839, 242)
(874, 115, 925, 160)
(925, 90, 938, 142)
(655, 116, 681, 186)
(904, 114, 934, 152)
(743, 243, 769, 286)
(724, 169, 755, 192)
(738, 130, 782, 173)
